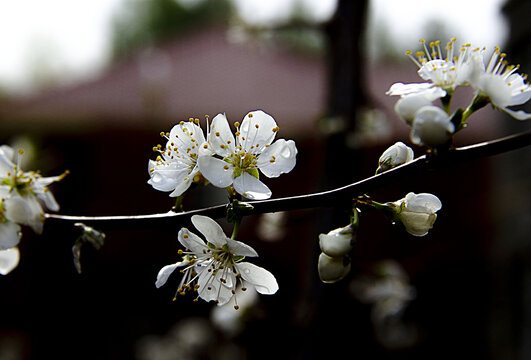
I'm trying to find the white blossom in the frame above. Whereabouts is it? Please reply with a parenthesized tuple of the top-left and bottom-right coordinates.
(0, 146, 64, 234)
(386, 38, 473, 98)
(318, 225, 354, 257)
(0, 247, 20, 275)
(469, 47, 531, 120)
(410, 106, 455, 147)
(390, 192, 442, 237)
(411, 38, 474, 91)
(376, 142, 414, 174)
(197, 111, 297, 200)
(148, 119, 208, 197)
(156, 215, 278, 307)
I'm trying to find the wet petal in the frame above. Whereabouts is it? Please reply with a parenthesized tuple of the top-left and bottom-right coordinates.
(237, 262, 278, 295)
(233, 172, 272, 200)
(257, 139, 297, 178)
(226, 238, 258, 257)
(169, 168, 197, 197)
(197, 156, 234, 188)
(148, 160, 183, 192)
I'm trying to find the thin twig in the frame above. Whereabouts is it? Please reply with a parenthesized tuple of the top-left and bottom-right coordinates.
(44, 130, 531, 230)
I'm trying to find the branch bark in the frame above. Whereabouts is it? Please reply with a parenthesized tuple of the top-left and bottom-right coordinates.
(44, 130, 531, 230)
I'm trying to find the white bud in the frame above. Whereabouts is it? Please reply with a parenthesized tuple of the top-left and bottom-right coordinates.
(410, 105, 454, 147)
(395, 94, 433, 125)
(318, 253, 351, 283)
(319, 225, 353, 257)
(392, 86, 446, 125)
(376, 142, 414, 174)
(392, 192, 442, 236)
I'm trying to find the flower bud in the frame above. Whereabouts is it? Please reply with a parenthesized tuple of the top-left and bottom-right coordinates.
(318, 253, 351, 283)
(319, 225, 353, 257)
(391, 86, 446, 125)
(410, 105, 454, 147)
(391, 192, 442, 236)
(376, 142, 414, 174)
(394, 94, 434, 125)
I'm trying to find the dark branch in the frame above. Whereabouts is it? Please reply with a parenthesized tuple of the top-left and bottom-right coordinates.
(44, 130, 531, 230)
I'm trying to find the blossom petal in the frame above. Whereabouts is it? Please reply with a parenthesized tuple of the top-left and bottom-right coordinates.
(501, 107, 531, 120)
(238, 111, 278, 154)
(0, 247, 20, 275)
(197, 268, 235, 305)
(37, 189, 60, 212)
(5, 195, 44, 234)
(191, 215, 228, 248)
(257, 139, 297, 178)
(226, 238, 258, 257)
(209, 113, 236, 157)
(147, 160, 181, 192)
(386, 82, 446, 97)
(0, 222, 21, 251)
(410, 105, 454, 147)
(400, 212, 437, 236)
(155, 263, 181, 288)
(197, 156, 234, 188)
(404, 192, 442, 213)
(178, 227, 208, 253)
(169, 168, 198, 197)
(237, 262, 278, 295)
(169, 122, 206, 146)
(0, 149, 15, 176)
(233, 172, 272, 200)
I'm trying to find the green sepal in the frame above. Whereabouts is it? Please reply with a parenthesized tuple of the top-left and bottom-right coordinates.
(247, 168, 259, 179)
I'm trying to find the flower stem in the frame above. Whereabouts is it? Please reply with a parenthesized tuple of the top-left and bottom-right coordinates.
(462, 92, 490, 123)
(173, 195, 185, 212)
(231, 218, 241, 240)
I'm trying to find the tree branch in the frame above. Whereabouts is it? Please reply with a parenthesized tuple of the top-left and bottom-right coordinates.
(44, 130, 531, 230)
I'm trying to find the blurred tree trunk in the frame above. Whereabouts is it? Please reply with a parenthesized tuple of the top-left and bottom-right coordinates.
(325, 0, 368, 130)
(319, 0, 369, 201)
(490, 1, 531, 360)
(299, 1, 370, 357)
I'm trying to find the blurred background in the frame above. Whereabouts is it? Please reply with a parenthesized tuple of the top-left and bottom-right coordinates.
(0, 0, 530, 359)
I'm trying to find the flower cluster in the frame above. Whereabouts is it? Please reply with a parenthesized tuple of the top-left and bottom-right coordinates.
(387, 38, 531, 147)
(0, 145, 65, 274)
(148, 110, 297, 200)
(156, 215, 278, 308)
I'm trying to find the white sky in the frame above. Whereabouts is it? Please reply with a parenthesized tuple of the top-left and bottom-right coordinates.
(0, 0, 509, 95)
